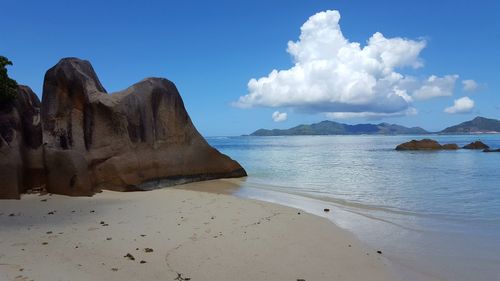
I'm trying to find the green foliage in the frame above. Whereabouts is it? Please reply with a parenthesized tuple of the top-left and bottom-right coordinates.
(0, 56, 18, 103)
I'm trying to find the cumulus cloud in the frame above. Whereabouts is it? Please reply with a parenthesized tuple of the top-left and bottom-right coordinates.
(462, 79, 478, 92)
(235, 10, 459, 119)
(444, 96, 475, 114)
(272, 111, 288, 122)
(413, 75, 459, 100)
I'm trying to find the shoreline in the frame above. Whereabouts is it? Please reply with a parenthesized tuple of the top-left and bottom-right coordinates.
(220, 179, 500, 281)
(0, 180, 394, 281)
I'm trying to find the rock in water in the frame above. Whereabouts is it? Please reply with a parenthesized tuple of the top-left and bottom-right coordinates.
(395, 139, 459, 151)
(442, 143, 459, 150)
(483, 148, 500, 153)
(0, 86, 44, 199)
(463, 141, 489, 150)
(1, 57, 246, 199)
(396, 139, 442, 150)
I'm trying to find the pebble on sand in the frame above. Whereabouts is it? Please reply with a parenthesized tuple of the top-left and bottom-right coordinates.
(124, 253, 135, 260)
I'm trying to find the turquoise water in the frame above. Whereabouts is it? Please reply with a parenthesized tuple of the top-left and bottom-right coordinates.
(207, 135, 500, 281)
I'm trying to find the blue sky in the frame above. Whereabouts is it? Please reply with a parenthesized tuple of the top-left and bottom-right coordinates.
(1, 0, 499, 136)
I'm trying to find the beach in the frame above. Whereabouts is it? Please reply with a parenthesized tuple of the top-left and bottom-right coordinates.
(0, 179, 394, 281)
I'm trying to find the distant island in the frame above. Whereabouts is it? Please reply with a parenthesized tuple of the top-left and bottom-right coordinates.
(440, 117, 500, 134)
(250, 120, 428, 136)
(249, 116, 500, 136)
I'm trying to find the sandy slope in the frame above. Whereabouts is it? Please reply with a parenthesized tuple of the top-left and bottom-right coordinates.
(0, 180, 394, 281)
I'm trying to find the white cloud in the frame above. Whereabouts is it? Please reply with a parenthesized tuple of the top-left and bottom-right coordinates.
(462, 79, 478, 92)
(413, 75, 459, 100)
(444, 96, 474, 114)
(235, 10, 458, 119)
(271, 111, 288, 122)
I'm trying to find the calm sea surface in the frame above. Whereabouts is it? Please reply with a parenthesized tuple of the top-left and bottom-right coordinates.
(207, 135, 500, 281)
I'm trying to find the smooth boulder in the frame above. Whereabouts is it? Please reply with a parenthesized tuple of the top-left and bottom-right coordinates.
(41, 58, 246, 195)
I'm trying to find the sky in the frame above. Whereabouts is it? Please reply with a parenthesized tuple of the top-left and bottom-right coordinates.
(1, 0, 499, 136)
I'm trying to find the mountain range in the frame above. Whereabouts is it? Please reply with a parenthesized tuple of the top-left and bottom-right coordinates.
(249, 117, 500, 136)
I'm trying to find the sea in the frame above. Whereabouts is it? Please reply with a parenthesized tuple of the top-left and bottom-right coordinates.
(206, 135, 500, 281)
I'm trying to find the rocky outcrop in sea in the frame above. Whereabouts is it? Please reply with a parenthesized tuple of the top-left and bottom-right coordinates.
(396, 139, 497, 152)
(395, 139, 459, 151)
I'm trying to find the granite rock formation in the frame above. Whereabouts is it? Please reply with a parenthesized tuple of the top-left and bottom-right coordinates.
(395, 139, 459, 151)
(0, 58, 246, 199)
(0, 86, 44, 199)
(463, 141, 489, 150)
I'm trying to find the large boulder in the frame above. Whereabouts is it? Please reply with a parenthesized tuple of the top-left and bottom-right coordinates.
(395, 139, 459, 151)
(40, 58, 246, 195)
(463, 141, 489, 150)
(0, 86, 44, 199)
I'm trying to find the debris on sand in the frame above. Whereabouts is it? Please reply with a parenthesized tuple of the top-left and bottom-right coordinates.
(124, 253, 135, 260)
(144, 248, 154, 253)
(175, 273, 191, 281)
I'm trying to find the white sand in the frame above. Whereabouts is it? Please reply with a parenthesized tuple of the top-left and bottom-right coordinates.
(0, 179, 395, 281)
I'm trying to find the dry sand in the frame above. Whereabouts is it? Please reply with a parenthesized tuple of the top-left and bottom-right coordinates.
(0, 179, 395, 281)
